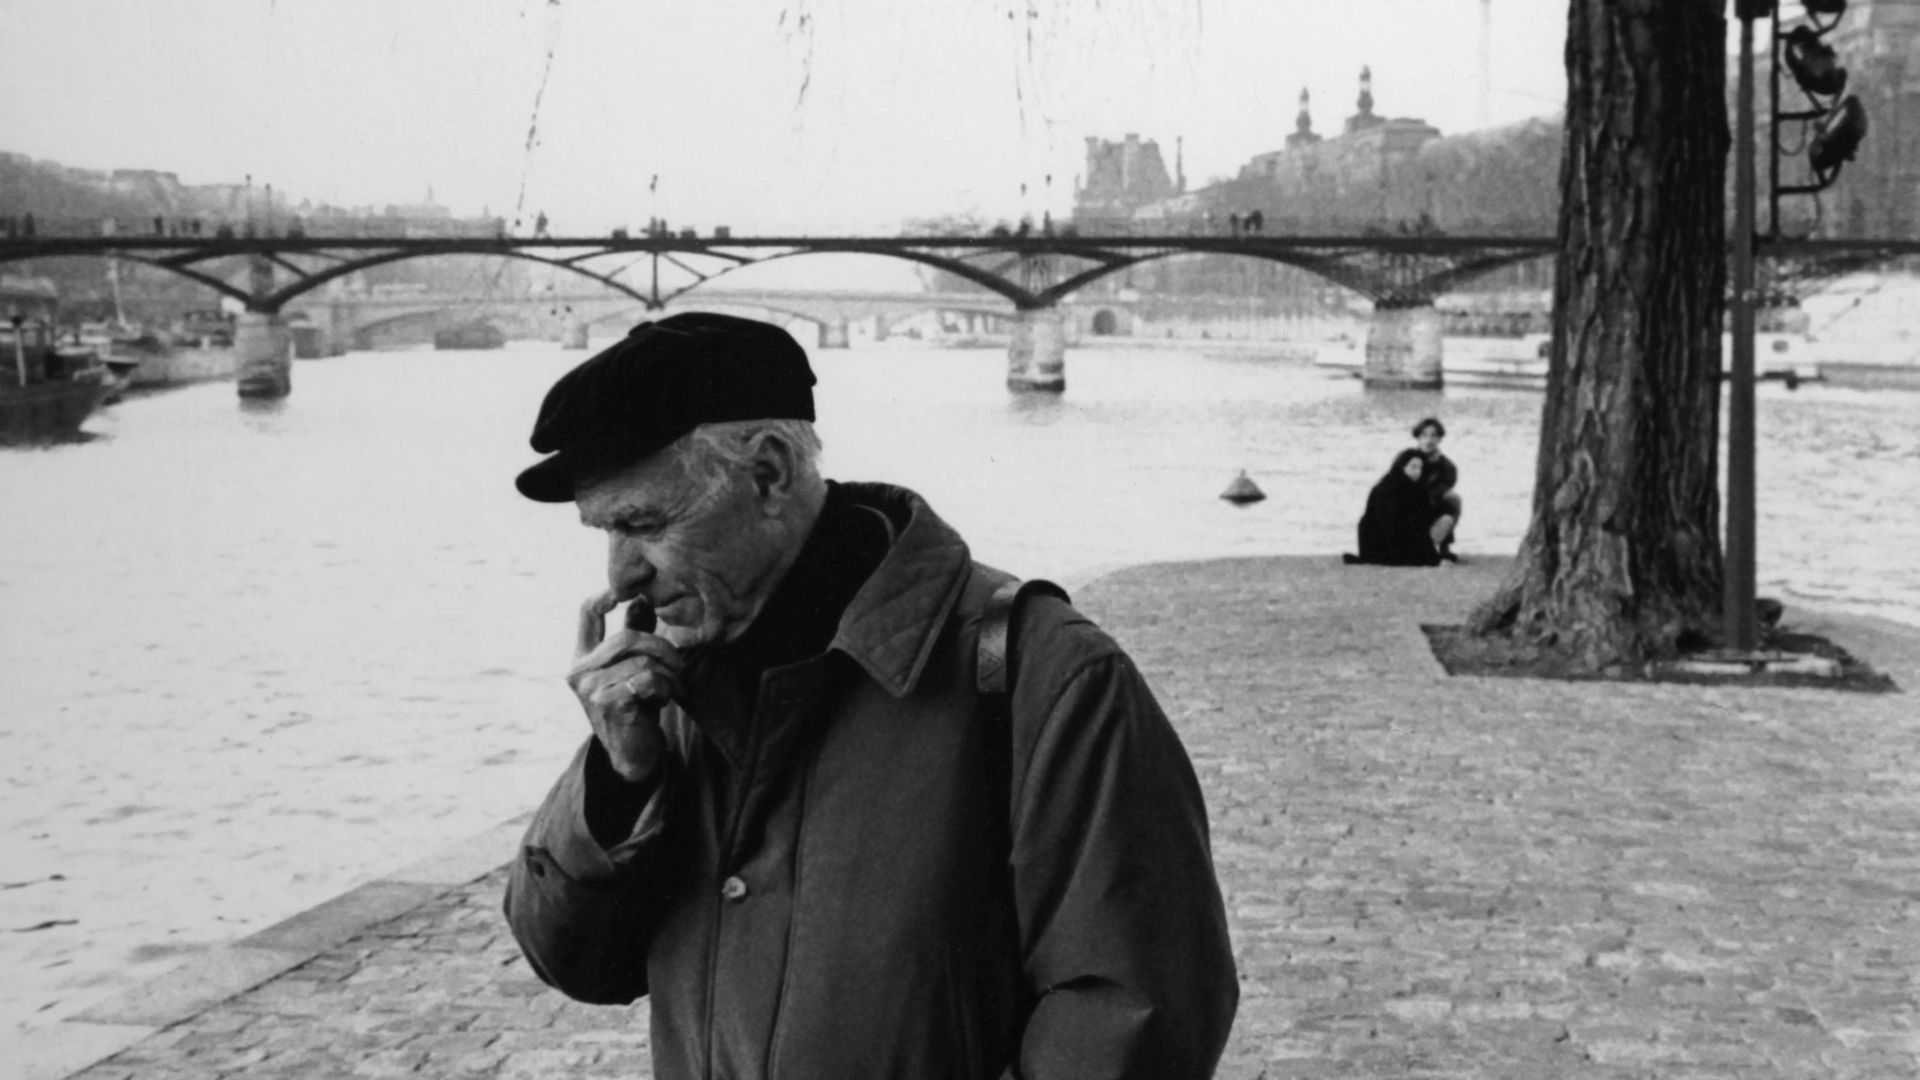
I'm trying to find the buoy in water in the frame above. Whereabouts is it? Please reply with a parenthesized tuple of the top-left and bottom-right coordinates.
(1220, 470, 1266, 504)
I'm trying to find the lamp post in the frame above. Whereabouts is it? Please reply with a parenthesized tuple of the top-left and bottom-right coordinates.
(1726, 0, 1865, 654)
(1730, 1, 1762, 653)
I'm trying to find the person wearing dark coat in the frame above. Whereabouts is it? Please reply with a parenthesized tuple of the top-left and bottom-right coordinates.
(1344, 448, 1443, 566)
(1411, 416, 1461, 559)
(502, 313, 1238, 1080)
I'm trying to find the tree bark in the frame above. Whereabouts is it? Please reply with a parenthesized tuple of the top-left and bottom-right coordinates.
(1471, 0, 1729, 669)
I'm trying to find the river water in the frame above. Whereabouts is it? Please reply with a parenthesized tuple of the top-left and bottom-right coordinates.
(2, 337, 1915, 1037)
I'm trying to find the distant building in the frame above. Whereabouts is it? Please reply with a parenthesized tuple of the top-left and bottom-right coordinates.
(1285, 88, 1323, 152)
(380, 200, 453, 221)
(1074, 133, 1183, 230)
(1069, 65, 1554, 304)
(1077, 64, 1562, 240)
(107, 169, 188, 210)
(49, 163, 110, 187)
(1067, 67, 1456, 239)
(0, 152, 515, 313)
(1343, 66, 1387, 136)
(1230, 67, 1441, 227)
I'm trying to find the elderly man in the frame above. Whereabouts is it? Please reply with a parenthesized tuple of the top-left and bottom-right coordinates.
(503, 313, 1237, 1079)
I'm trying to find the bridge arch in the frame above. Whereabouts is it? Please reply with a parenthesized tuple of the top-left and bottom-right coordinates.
(978, 247, 1365, 307)
(91, 248, 666, 313)
(586, 299, 826, 332)
(1022, 245, 1553, 306)
(27, 237, 1558, 321)
(692, 246, 1039, 307)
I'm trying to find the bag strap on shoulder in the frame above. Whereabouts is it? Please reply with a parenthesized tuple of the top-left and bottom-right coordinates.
(976, 578, 1070, 702)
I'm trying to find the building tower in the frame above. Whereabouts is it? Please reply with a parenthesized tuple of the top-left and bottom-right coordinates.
(1287, 87, 1323, 150)
(1346, 66, 1384, 135)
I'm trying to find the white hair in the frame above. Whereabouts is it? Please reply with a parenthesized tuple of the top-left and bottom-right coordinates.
(673, 418, 822, 504)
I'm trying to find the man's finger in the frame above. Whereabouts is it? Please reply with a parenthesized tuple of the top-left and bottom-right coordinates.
(575, 589, 620, 659)
(567, 631, 686, 681)
(603, 661, 683, 707)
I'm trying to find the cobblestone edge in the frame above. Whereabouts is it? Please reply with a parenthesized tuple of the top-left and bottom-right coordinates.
(17, 814, 532, 1080)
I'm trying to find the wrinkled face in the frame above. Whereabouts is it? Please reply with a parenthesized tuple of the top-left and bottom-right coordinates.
(575, 448, 786, 647)
(1415, 426, 1442, 456)
(1402, 455, 1425, 481)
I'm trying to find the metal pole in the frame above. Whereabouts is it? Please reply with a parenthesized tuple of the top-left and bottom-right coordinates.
(11, 319, 26, 388)
(1728, 6, 1761, 652)
(1767, 10, 1784, 240)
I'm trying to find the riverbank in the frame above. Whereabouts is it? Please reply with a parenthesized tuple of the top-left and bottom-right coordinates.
(16, 554, 1918, 1080)
(3, 342, 1914, 1068)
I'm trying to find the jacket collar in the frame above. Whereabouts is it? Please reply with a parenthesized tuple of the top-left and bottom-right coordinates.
(826, 482, 973, 699)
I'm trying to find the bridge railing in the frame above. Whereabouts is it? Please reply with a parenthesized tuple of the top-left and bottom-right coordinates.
(2, 212, 1566, 244)
(0, 214, 510, 241)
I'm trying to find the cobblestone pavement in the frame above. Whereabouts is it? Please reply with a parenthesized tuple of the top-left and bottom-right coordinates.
(48, 557, 1920, 1079)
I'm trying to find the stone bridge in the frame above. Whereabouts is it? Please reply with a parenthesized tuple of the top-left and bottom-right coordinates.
(302, 287, 1138, 353)
(8, 230, 1919, 398)
(0, 230, 1573, 395)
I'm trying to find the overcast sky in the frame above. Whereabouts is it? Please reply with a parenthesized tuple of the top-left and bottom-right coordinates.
(1, 0, 1571, 234)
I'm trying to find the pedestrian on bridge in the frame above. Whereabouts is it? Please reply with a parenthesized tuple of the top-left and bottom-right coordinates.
(502, 312, 1238, 1079)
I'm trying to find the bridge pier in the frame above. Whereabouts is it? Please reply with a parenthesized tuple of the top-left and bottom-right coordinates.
(235, 312, 294, 400)
(817, 318, 851, 350)
(1363, 299, 1443, 390)
(322, 301, 355, 357)
(1007, 308, 1066, 393)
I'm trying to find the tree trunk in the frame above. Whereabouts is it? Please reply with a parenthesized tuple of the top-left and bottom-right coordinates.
(1470, 0, 1729, 669)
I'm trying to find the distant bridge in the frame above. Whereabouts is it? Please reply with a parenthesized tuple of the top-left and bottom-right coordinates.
(5, 229, 1910, 317)
(322, 286, 1095, 351)
(5, 230, 1917, 396)
(1, 232, 1566, 314)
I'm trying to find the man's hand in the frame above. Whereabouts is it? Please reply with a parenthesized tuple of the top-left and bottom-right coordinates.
(567, 589, 685, 785)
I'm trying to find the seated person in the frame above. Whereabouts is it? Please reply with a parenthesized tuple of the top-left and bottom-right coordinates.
(1344, 449, 1443, 567)
(1412, 417, 1462, 560)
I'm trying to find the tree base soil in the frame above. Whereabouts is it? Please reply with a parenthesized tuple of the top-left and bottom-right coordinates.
(1424, 623, 1900, 693)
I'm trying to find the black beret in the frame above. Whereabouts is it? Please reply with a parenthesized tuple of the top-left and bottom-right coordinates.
(515, 312, 816, 502)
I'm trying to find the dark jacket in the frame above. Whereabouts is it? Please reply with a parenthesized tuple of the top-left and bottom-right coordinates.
(1420, 450, 1458, 507)
(504, 481, 1238, 1080)
(1347, 450, 1442, 567)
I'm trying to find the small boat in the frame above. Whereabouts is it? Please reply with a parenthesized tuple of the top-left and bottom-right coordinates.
(65, 323, 136, 402)
(98, 353, 139, 404)
(1312, 333, 1549, 389)
(1727, 331, 1824, 388)
(1435, 334, 1552, 388)
(1316, 331, 1821, 389)
(108, 316, 237, 390)
(1804, 350, 1920, 391)
(176, 308, 235, 348)
(115, 335, 237, 390)
(2, 276, 112, 445)
(434, 320, 507, 350)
